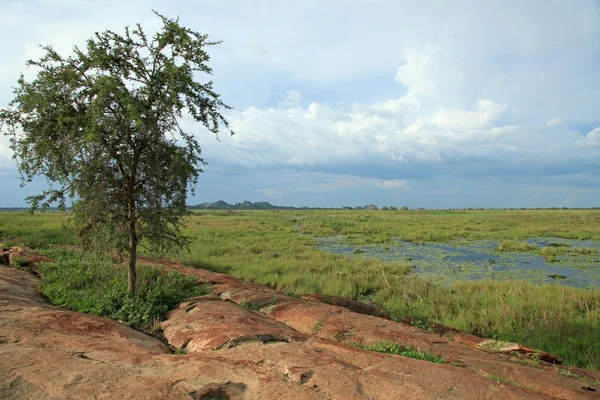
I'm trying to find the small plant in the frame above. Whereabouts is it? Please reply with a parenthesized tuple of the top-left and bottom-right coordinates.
(240, 297, 277, 311)
(285, 291, 301, 299)
(554, 364, 575, 377)
(173, 347, 187, 355)
(352, 340, 447, 364)
(10, 256, 29, 268)
(484, 374, 506, 383)
(240, 299, 262, 311)
(409, 316, 432, 331)
(312, 314, 327, 335)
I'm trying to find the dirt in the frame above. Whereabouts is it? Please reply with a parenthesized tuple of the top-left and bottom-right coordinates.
(0, 248, 599, 399)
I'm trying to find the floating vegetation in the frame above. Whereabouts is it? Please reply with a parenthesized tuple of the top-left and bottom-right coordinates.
(497, 241, 538, 252)
(316, 236, 600, 288)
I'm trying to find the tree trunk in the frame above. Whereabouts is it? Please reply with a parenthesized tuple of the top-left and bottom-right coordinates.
(127, 179, 137, 294)
(128, 229, 137, 294)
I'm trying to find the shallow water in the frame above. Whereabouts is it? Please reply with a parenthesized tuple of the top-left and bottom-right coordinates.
(315, 236, 600, 288)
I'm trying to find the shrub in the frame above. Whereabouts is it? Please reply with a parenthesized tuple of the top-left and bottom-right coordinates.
(39, 247, 209, 331)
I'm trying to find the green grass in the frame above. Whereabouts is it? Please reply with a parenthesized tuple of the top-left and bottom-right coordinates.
(1, 209, 600, 370)
(375, 278, 600, 370)
(497, 241, 538, 252)
(540, 246, 570, 256)
(38, 246, 209, 331)
(572, 246, 598, 255)
(0, 211, 77, 248)
(10, 256, 30, 268)
(352, 340, 447, 364)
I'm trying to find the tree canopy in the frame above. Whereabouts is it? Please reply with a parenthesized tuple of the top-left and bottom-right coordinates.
(0, 11, 231, 292)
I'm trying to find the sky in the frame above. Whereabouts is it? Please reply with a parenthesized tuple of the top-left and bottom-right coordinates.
(1, 0, 600, 208)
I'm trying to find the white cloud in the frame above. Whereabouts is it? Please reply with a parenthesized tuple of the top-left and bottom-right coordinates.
(198, 94, 566, 171)
(374, 179, 409, 190)
(2, 0, 600, 208)
(277, 90, 303, 109)
(576, 127, 600, 147)
(0, 132, 14, 167)
(547, 118, 563, 126)
(260, 188, 283, 197)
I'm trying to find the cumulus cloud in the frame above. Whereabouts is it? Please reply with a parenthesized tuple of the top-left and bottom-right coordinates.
(2, 0, 600, 207)
(576, 127, 600, 147)
(277, 91, 303, 109)
(197, 91, 592, 180)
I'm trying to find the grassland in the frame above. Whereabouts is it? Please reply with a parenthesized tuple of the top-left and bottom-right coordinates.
(1, 209, 599, 370)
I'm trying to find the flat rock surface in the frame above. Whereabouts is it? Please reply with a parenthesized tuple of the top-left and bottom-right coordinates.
(1, 252, 599, 399)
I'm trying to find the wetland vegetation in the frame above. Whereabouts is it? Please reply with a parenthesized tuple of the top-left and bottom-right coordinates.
(1, 209, 599, 370)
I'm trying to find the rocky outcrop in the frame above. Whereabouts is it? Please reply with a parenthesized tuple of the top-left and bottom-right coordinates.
(1, 251, 599, 399)
(0, 245, 52, 275)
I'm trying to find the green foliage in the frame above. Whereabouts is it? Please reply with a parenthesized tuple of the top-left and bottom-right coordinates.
(352, 340, 447, 364)
(39, 247, 208, 330)
(0, 12, 231, 292)
(10, 256, 29, 268)
(239, 299, 264, 311)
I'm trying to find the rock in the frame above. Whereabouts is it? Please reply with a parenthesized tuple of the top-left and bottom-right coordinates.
(299, 293, 391, 319)
(476, 339, 564, 364)
(161, 295, 307, 352)
(0, 249, 9, 265)
(5, 246, 52, 275)
(3, 252, 600, 400)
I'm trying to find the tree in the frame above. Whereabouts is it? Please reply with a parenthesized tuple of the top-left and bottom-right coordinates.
(0, 12, 231, 293)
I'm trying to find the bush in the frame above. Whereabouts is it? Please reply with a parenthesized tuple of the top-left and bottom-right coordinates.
(39, 247, 209, 331)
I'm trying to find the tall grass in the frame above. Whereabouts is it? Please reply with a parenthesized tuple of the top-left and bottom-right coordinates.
(0, 211, 77, 247)
(375, 278, 600, 370)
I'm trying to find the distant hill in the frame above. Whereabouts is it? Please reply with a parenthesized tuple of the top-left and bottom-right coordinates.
(188, 200, 310, 210)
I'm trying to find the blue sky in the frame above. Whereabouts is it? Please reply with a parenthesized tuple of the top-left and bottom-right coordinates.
(1, 0, 600, 208)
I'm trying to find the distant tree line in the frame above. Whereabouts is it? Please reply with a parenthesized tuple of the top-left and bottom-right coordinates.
(3, 202, 600, 212)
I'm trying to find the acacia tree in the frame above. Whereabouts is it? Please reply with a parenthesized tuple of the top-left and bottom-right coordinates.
(0, 12, 231, 293)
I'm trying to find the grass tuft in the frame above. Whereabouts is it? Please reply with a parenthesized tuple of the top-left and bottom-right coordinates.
(497, 241, 537, 252)
(352, 340, 447, 364)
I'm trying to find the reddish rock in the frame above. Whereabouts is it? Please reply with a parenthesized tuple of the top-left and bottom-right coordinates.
(161, 294, 307, 352)
(2, 252, 600, 400)
(4, 246, 52, 275)
(300, 293, 391, 318)
(0, 249, 9, 265)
